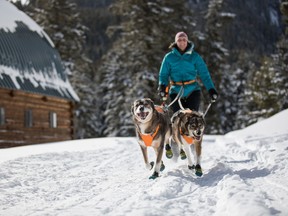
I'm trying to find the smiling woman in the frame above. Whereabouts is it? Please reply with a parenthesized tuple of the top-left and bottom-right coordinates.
(158, 31, 218, 114)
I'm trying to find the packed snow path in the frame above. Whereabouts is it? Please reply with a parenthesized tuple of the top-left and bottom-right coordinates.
(0, 110, 287, 216)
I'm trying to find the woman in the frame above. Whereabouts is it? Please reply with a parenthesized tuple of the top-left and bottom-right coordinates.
(158, 32, 218, 112)
(158, 32, 218, 159)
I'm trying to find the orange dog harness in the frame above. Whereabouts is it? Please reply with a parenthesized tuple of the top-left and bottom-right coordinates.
(139, 125, 160, 147)
(182, 134, 194, 145)
(180, 128, 194, 145)
(155, 106, 165, 113)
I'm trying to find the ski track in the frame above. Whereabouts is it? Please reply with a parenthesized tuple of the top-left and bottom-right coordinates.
(0, 133, 288, 216)
(214, 133, 288, 216)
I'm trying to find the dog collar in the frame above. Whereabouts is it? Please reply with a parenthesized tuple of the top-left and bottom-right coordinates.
(180, 128, 194, 145)
(139, 125, 160, 147)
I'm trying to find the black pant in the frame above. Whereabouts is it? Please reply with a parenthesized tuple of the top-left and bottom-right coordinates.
(170, 90, 201, 113)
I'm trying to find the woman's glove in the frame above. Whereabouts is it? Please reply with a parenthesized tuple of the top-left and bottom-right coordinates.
(208, 88, 218, 102)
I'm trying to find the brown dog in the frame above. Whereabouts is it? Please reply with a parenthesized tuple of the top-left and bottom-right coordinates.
(171, 109, 205, 176)
(131, 98, 171, 179)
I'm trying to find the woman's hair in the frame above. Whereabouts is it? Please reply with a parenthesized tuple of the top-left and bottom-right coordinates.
(169, 41, 193, 50)
(169, 42, 177, 49)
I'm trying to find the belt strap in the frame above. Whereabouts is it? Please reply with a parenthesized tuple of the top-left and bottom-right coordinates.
(170, 80, 196, 86)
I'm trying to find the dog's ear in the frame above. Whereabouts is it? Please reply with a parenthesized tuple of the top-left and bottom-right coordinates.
(180, 117, 189, 135)
(178, 111, 186, 120)
(193, 112, 206, 126)
(146, 98, 155, 109)
(178, 111, 189, 134)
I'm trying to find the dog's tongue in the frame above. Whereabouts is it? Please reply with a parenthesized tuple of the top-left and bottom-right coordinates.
(138, 112, 148, 120)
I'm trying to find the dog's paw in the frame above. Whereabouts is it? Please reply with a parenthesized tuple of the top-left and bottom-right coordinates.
(148, 161, 154, 170)
(180, 149, 187, 160)
(160, 161, 165, 172)
(165, 149, 173, 159)
(149, 171, 159, 180)
(188, 165, 195, 170)
(145, 162, 153, 170)
(165, 144, 173, 159)
(195, 164, 203, 177)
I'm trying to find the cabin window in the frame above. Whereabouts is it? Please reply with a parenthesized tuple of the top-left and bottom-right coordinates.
(25, 109, 33, 128)
(0, 107, 5, 125)
(50, 112, 57, 128)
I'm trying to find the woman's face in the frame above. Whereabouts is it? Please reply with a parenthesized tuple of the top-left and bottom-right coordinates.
(176, 37, 188, 51)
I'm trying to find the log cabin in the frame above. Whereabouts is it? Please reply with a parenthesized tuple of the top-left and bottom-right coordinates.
(0, 1, 79, 148)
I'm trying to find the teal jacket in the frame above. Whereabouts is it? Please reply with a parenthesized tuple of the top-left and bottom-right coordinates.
(159, 43, 215, 98)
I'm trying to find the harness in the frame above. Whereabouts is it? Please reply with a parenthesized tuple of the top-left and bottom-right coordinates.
(155, 105, 165, 113)
(139, 125, 160, 147)
(170, 79, 196, 86)
(162, 80, 196, 111)
(161, 84, 214, 117)
(180, 128, 194, 145)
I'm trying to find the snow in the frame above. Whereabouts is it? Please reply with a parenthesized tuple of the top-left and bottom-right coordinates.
(0, 0, 80, 102)
(0, 0, 54, 47)
(0, 109, 287, 216)
(269, 8, 279, 26)
(0, 64, 80, 101)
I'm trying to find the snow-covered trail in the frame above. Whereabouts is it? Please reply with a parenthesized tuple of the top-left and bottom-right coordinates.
(0, 133, 287, 216)
(0, 110, 288, 216)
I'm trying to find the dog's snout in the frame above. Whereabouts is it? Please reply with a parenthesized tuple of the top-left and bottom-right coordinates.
(139, 106, 144, 112)
(196, 130, 201, 136)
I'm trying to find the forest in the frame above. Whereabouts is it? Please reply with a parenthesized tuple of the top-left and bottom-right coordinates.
(12, 0, 288, 138)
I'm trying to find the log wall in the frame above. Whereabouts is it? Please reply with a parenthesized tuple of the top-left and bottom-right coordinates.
(0, 88, 76, 148)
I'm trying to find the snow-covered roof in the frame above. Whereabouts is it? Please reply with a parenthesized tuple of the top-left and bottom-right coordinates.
(0, 0, 79, 101)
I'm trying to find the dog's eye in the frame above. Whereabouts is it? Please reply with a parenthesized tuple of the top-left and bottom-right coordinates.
(190, 119, 196, 125)
(190, 123, 196, 128)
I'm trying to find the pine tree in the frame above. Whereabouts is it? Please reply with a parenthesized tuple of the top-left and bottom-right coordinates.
(198, 0, 233, 134)
(276, 0, 288, 109)
(244, 57, 282, 125)
(98, 0, 194, 136)
(232, 51, 256, 129)
(241, 0, 288, 126)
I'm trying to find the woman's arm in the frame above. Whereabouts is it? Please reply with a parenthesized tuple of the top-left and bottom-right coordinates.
(158, 55, 170, 86)
(195, 53, 215, 91)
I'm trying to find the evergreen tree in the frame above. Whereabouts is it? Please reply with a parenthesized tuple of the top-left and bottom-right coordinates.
(276, 0, 288, 109)
(98, 0, 194, 136)
(240, 0, 288, 126)
(244, 57, 282, 125)
(14, 0, 285, 137)
(233, 52, 256, 129)
(72, 0, 120, 62)
(197, 0, 233, 134)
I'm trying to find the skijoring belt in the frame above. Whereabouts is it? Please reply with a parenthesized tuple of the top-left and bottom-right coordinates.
(170, 80, 196, 86)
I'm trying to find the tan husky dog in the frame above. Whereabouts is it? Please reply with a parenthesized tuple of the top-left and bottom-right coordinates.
(131, 98, 171, 179)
